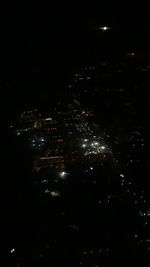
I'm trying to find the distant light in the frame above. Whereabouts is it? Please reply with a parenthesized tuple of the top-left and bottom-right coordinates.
(10, 248, 15, 254)
(45, 118, 52, 121)
(126, 52, 135, 56)
(91, 142, 99, 147)
(45, 189, 50, 194)
(120, 174, 124, 178)
(98, 26, 111, 31)
(90, 166, 93, 170)
(50, 191, 60, 197)
(147, 209, 150, 216)
(84, 139, 88, 142)
(82, 144, 86, 148)
(94, 142, 99, 146)
(100, 146, 105, 150)
(42, 179, 48, 184)
(59, 171, 67, 178)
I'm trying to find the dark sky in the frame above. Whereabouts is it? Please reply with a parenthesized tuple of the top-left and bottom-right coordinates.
(1, 1, 150, 75)
(0, 1, 150, 119)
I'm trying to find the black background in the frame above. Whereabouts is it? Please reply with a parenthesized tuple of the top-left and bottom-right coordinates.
(0, 1, 150, 120)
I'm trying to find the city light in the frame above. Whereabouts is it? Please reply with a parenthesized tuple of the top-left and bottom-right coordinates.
(10, 248, 15, 254)
(50, 191, 61, 197)
(59, 171, 67, 178)
(9, 58, 149, 262)
(45, 118, 52, 121)
(41, 179, 48, 184)
(126, 52, 135, 56)
(44, 190, 61, 197)
(93, 142, 99, 146)
(45, 189, 50, 194)
(82, 143, 87, 148)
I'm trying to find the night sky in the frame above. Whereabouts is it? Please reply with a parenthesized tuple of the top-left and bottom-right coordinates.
(1, 1, 150, 120)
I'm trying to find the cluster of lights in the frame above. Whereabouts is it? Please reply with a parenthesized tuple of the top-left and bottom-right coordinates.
(139, 208, 150, 217)
(16, 128, 32, 136)
(41, 179, 48, 184)
(44, 189, 61, 197)
(9, 60, 150, 264)
(69, 224, 79, 231)
(84, 144, 107, 156)
(97, 194, 113, 206)
(80, 247, 110, 261)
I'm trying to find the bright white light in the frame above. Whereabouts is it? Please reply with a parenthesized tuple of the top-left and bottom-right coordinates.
(10, 248, 15, 254)
(82, 144, 86, 148)
(59, 171, 67, 178)
(100, 146, 105, 150)
(120, 174, 124, 178)
(90, 166, 93, 170)
(103, 26, 108, 31)
(94, 142, 99, 146)
(99, 26, 111, 31)
(45, 118, 52, 121)
(84, 139, 88, 142)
